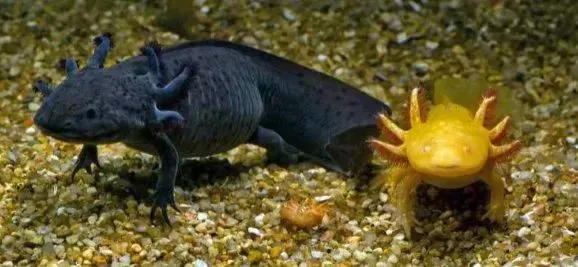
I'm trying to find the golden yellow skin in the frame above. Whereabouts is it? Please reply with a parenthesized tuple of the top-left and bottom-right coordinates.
(369, 88, 521, 237)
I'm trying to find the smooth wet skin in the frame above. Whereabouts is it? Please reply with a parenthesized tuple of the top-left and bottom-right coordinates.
(33, 33, 390, 226)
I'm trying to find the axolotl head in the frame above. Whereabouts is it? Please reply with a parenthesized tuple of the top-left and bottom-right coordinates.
(33, 33, 189, 145)
(33, 69, 150, 144)
(404, 103, 490, 178)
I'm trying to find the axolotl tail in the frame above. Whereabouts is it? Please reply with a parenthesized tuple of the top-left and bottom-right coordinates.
(194, 41, 391, 176)
(259, 71, 391, 177)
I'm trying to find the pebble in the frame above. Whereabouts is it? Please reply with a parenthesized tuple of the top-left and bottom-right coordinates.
(82, 248, 93, 259)
(353, 250, 368, 262)
(331, 248, 351, 261)
(396, 32, 409, 44)
(283, 8, 296, 21)
(311, 250, 324, 259)
(315, 195, 332, 202)
(388, 255, 399, 263)
(413, 62, 429, 76)
(193, 259, 208, 267)
(25, 127, 35, 134)
(66, 234, 79, 244)
(511, 171, 534, 181)
(197, 212, 208, 221)
(254, 213, 265, 225)
(379, 193, 389, 203)
(130, 243, 142, 253)
(517, 227, 531, 237)
(425, 40, 439, 50)
(248, 227, 263, 237)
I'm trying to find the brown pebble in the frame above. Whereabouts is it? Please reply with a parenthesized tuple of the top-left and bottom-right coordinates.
(93, 255, 107, 265)
(270, 246, 282, 258)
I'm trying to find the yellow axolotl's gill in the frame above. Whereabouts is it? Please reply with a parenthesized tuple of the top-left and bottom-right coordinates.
(369, 87, 522, 237)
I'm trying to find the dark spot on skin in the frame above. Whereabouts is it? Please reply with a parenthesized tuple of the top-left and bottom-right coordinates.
(348, 111, 355, 120)
(314, 99, 321, 105)
(298, 80, 305, 86)
(296, 72, 304, 78)
(213, 54, 219, 58)
(340, 87, 347, 93)
(336, 111, 342, 117)
(335, 95, 342, 101)
(347, 101, 358, 106)
(86, 109, 96, 119)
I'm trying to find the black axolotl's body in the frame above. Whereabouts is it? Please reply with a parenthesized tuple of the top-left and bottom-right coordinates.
(33, 33, 391, 225)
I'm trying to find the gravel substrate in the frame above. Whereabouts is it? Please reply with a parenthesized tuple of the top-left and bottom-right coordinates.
(0, 0, 577, 266)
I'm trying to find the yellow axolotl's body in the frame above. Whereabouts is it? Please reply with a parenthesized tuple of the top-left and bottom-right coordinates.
(369, 88, 521, 237)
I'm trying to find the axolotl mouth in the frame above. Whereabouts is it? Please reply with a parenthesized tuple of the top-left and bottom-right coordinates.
(34, 123, 122, 144)
(33, 112, 124, 145)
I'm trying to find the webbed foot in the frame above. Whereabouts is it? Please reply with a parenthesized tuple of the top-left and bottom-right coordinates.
(481, 167, 506, 224)
(150, 187, 180, 226)
(483, 201, 505, 223)
(143, 130, 181, 226)
(72, 145, 101, 178)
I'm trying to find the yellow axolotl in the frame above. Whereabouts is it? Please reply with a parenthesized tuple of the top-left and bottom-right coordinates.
(369, 87, 521, 237)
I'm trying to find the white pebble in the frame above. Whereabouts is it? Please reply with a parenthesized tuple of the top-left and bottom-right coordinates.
(280, 252, 289, 259)
(25, 127, 35, 134)
(353, 250, 367, 261)
(197, 212, 208, 221)
(566, 136, 576, 144)
(396, 32, 408, 43)
(388, 254, 398, 263)
(247, 227, 263, 237)
(425, 41, 439, 50)
(283, 8, 296, 21)
(314, 195, 332, 202)
(193, 259, 208, 267)
(311, 250, 323, 259)
(379, 193, 389, 203)
(254, 213, 265, 225)
(317, 54, 328, 62)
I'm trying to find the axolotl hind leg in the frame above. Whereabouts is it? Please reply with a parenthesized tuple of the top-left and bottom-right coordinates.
(248, 126, 305, 166)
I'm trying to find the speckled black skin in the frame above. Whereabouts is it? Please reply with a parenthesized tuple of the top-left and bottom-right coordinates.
(33, 33, 391, 226)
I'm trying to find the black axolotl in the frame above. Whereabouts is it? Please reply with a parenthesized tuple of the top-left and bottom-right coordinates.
(33, 33, 391, 225)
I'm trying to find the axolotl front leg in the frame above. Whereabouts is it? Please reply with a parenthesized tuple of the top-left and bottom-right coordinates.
(139, 42, 192, 225)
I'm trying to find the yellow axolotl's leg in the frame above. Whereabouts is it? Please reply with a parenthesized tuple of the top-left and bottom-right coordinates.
(481, 167, 506, 223)
(371, 164, 409, 191)
(394, 169, 421, 237)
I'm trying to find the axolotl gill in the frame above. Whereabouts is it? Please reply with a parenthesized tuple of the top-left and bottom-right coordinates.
(32, 33, 390, 225)
(369, 87, 521, 237)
